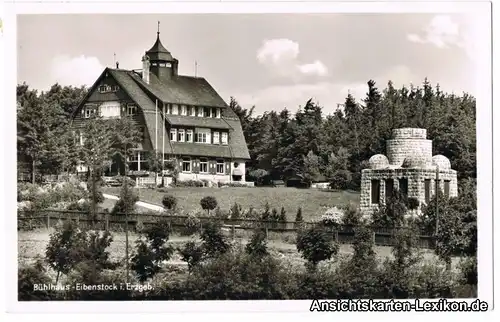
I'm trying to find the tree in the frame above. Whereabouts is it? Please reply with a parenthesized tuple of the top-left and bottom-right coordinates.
(178, 241, 204, 272)
(296, 225, 339, 271)
(131, 220, 174, 282)
(295, 207, 303, 223)
(162, 194, 178, 211)
(111, 184, 139, 215)
(200, 222, 230, 258)
(245, 229, 269, 259)
(164, 159, 179, 185)
(200, 196, 218, 215)
(249, 169, 269, 186)
(301, 150, 321, 187)
(230, 202, 242, 220)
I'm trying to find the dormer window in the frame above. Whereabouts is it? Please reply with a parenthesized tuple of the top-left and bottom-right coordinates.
(211, 108, 217, 118)
(112, 85, 119, 92)
(204, 107, 211, 117)
(197, 106, 203, 117)
(127, 104, 137, 116)
(216, 108, 221, 118)
(170, 128, 177, 142)
(98, 85, 111, 93)
(221, 132, 228, 145)
(181, 105, 187, 116)
(172, 104, 179, 115)
(167, 104, 172, 114)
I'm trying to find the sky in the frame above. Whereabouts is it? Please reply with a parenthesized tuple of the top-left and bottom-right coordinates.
(17, 13, 481, 115)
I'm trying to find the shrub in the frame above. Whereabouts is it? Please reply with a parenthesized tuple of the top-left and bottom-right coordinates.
(200, 196, 218, 215)
(111, 185, 139, 215)
(173, 180, 204, 187)
(329, 170, 353, 190)
(183, 213, 201, 236)
(341, 203, 362, 226)
(261, 202, 271, 221)
(18, 260, 56, 301)
(245, 229, 269, 258)
(131, 220, 174, 283)
(458, 256, 477, 285)
(162, 194, 177, 210)
(214, 207, 229, 220)
(295, 207, 303, 223)
(296, 225, 339, 271)
(407, 197, 420, 210)
(230, 202, 242, 220)
(200, 221, 230, 258)
(178, 241, 204, 272)
(320, 207, 343, 228)
(279, 207, 287, 222)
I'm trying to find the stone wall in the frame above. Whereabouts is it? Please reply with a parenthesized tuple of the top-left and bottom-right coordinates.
(386, 128, 433, 166)
(360, 168, 458, 215)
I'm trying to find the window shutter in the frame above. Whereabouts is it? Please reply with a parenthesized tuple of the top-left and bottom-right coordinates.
(225, 160, 230, 175)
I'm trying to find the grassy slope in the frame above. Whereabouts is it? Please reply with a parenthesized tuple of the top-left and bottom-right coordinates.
(103, 187, 360, 220)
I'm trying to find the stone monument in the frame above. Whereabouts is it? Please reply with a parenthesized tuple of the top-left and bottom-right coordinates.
(360, 128, 458, 215)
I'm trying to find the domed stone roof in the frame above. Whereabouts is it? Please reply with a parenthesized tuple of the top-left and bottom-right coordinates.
(432, 155, 451, 169)
(369, 154, 389, 169)
(402, 155, 429, 168)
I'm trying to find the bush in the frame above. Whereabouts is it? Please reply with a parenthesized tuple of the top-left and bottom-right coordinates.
(200, 196, 218, 215)
(245, 229, 269, 258)
(341, 202, 362, 226)
(458, 256, 477, 285)
(111, 185, 139, 215)
(296, 225, 339, 271)
(173, 180, 204, 187)
(407, 197, 420, 210)
(162, 194, 177, 210)
(329, 170, 353, 190)
(183, 213, 201, 236)
(178, 241, 204, 272)
(230, 202, 242, 220)
(18, 260, 57, 301)
(295, 207, 303, 223)
(200, 221, 230, 258)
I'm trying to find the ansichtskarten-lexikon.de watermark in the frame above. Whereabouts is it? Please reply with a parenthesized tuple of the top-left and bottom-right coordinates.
(310, 299, 489, 312)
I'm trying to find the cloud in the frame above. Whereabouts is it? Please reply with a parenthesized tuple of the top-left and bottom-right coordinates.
(50, 55, 104, 87)
(256, 38, 328, 78)
(407, 15, 462, 48)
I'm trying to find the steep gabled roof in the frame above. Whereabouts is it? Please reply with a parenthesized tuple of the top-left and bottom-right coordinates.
(129, 72, 228, 108)
(165, 115, 232, 130)
(73, 67, 250, 160)
(145, 34, 174, 62)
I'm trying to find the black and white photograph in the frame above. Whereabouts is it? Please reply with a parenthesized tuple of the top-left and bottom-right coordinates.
(3, 0, 495, 316)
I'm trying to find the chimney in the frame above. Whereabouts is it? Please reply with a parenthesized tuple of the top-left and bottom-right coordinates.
(141, 55, 150, 84)
(116, 61, 119, 69)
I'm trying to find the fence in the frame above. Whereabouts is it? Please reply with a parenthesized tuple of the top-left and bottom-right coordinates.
(17, 209, 434, 248)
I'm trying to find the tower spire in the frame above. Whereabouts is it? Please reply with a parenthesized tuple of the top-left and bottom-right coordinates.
(157, 21, 160, 37)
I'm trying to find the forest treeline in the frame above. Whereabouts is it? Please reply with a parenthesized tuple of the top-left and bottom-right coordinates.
(230, 79, 476, 189)
(16, 78, 476, 190)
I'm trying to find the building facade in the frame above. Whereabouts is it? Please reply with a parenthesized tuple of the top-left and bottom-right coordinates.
(360, 128, 458, 215)
(71, 30, 250, 183)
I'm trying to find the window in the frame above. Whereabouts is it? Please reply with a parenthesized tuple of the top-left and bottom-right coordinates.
(204, 107, 211, 117)
(211, 108, 217, 118)
(172, 104, 179, 115)
(425, 179, 431, 203)
(216, 108, 221, 118)
(221, 132, 228, 145)
(127, 104, 137, 116)
(399, 178, 408, 197)
(199, 158, 208, 173)
(79, 132, 85, 146)
(187, 106, 193, 116)
(138, 127, 145, 140)
(180, 105, 187, 116)
(186, 129, 193, 142)
(216, 160, 225, 174)
(197, 106, 203, 117)
(385, 179, 394, 203)
(98, 85, 110, 93)
(170, 128, 177, 142)
(371, 180, 380, 204)
(99, 102, 121, 118)
(167, 104, 172, 114)
(84, 107, 96, 118)
(112, 85, 119, 92)
(177, 129, 185, 142)
(196, 132, 207, 143)
(213, 131, 220, 144)
(182, 158, 191, 172)
(444, 180, 450, 198)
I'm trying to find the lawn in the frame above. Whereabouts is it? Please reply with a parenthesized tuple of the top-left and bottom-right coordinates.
(102, 186, 360, 220)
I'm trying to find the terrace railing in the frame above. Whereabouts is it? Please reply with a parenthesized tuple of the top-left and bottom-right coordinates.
(17, 209, 434, 249)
